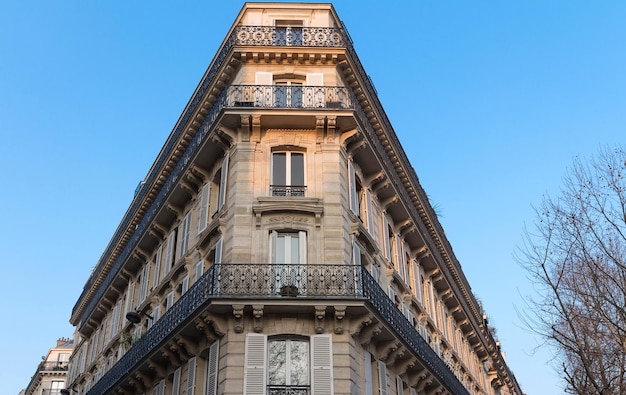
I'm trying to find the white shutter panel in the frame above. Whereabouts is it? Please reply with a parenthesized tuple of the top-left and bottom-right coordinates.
(255, 71, 273, 85)
(166, 291, 175, 310)
(214, 238, 223, 265)
(165, 230, 176, 273)
(383, 217, 392, 261)
(217, 155, 229, 211)
(363, 350, 373, 395)
(311, 334, 334, 395)
(365, 189, 374, 235)
(198, 183, 210, 234)
(172, 367, 181, 395)
(153, 305, 161, 322)
(125, 282, 135, 314)
(305, 73, 324, 107)
(182, 275, 189, 294)
(298, 231, 307, 264)
(306, 73, 324, 86)
(205, 340, 219, 395)
(186, 356, 197, 395)
(348, 159, 358, 214)
(154, 379, 165, 395)
(195, 260, 204, 282)
(177, 212, 191, 259)
(352, 242, 361, 267)
(243, 333, 267, 395)
(153, 246, 162, 289)
(396, 376, 403, 395)
(377, 361, 388, 395)
(409, 388, 417, 395)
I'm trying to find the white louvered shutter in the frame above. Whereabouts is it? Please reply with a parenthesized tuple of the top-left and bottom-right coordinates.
(172, 367, 181, 395)
(396, 376, 403, 395)
(153, 246, 162, 289)
(205, 341, 219, 395)
(311, 334, 334, 395)
(377, 361, 388, 395)
(217, 155, 229, 211)
(348, 159, 358, 214)
(198, 183, 210, 234)
(186, 357, 196, 395)
(243, 333, 267, 395)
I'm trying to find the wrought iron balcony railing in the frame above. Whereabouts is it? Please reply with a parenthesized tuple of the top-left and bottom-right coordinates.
(227, 85, 353, 110)
(38, 361, 69, 371)
(88, 264, 467, 395)
(270, 185, 307, 197)
(268, 385, 310, 395)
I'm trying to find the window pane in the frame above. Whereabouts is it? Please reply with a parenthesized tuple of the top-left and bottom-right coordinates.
(269, 340, 287, 385)
(290, 235, 299, 264)
(275, 234, 286, 264)
(291, 153, 304, 185)
(273, 153, 286, 185)
(290, 340, 309, 385)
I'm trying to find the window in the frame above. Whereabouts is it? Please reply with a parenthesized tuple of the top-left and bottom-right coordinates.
(270, 230, 306, 294)
(217, 155, 229, 212)
(274, 81, 303, 107)
(164, 230, 177, 274)
(269, 337, 309, 391)
(271, 151, 305, 196)
(153, 245, 162, 289)
(243, 333, 333, 395)
(205, 341, 220, 395)
(275, 20, 303, 46)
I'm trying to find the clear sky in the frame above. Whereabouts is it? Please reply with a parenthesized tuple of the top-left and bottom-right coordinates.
(1, 1, 624, 394)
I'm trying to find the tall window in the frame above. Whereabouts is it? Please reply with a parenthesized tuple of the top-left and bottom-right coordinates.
(268, 337, 309, 392)
(271, 151, 305, 196)
(274, 81, 303, 107)
(243, 334, 333, 395)
(271, 230, 306, 295)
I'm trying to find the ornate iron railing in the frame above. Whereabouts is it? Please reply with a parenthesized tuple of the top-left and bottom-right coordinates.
(233, 26, 346, 47)
(227, 85, 353, 109)
(267, 385, 310, 395)
(270, 185, 307, 197)
(88, 264, 466, 395)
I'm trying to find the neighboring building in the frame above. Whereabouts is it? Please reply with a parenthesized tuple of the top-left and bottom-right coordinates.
(66, 3, 523, 395)
(23, 338, 73, 395)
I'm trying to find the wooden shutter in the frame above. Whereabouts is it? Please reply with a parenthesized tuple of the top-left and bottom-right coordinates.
(182, 275, 189, 294)
(298, 231, 307, 264)
(165, 230, 176, 273)
(153, 246, 162, 289)
(396, 376, 403, 395)
(348, 159, 358, 214)
(186, 357, 197, 395)
(377, 361, 388, 395)
(177, 211, 191, 259)
(195, 260, 204, 282)
(205, 340, 219, 395)
(125, 282, 135, 314)
(243, 333, 267, 395)
(217, 155, 229, 211)
(166, 291, 175, 310)
(311, 334, 334, 395)
(198, 183, 210, 234)
(365, 189, 374, 235)
(172, 367, 181, 395)
(154, 379, 165, 395)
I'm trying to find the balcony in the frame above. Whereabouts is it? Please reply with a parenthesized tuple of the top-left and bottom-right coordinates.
(88, 263, 468, 395)
(227, 85, 353, 110)
(270, 185, 306, 197)
(38, 361, 69, 371)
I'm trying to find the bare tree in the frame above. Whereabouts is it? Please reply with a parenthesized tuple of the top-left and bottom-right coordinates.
(519, 146, 626, 395)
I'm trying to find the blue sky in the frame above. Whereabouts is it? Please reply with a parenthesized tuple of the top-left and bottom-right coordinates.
(1, 1, 624, 394)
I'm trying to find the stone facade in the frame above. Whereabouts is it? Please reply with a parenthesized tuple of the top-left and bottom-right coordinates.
(65, 3, 522, 395)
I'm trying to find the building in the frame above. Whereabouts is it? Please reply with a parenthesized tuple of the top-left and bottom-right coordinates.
(22, 338, 73, 395)
(65, 3, 523, 395)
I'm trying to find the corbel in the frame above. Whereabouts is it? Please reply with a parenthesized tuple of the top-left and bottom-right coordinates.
(380, 195, 399, 210)
(231, 304, 244, 333)
(181, 180, 197, 196)
(169, 341, 190, 361)
(415, 373, 433, 393)
(314, 306, 326, 334)
(425, 384, 444, 395)
(339, 127, 358, 145)
(253, 304, 264, 333)
(128, 378, 145, 394)
(161, 347, 181, 367)
(240, 115, 251, 142)
(195, 318, 218, 343)
(251, 115, 261, 142)
(135, 248, 150, 261)
(365, 170, 385, 186)
(185, 171, 203, 187)
(350, 313, 374, 337)
(133, 371, 151, 391)
(334, 306, 346, 334)
(377, 340, 401, 362)
(190, 164, 211, 182)
(166, 203, 183, 218)
(326, 116, 337, 142)
(357, 322, 383, 347)
(394, 355, 416, 376)
(415, 246, 429, 262)
(371, 179, 390, 194)
(316, 116, 325, 143)
(175, 335, 199, 357)
(348, 139, 367, 154)
(147, 360, 166, 378)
